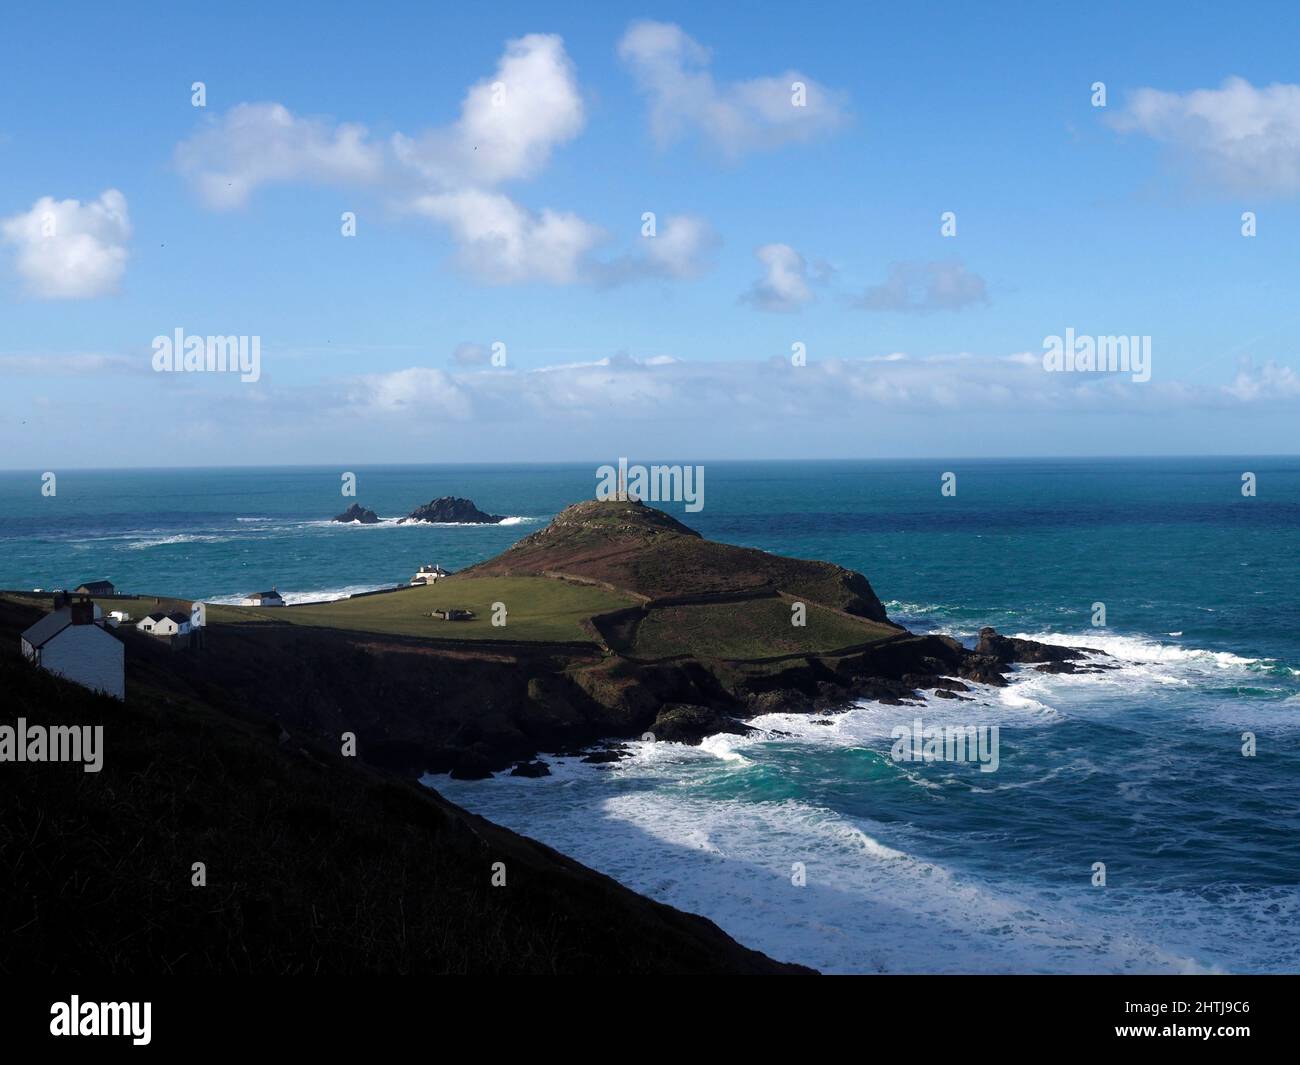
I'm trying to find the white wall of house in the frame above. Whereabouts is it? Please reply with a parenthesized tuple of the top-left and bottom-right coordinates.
(37, 625, 124, 700)
(139, 616, 189, 636)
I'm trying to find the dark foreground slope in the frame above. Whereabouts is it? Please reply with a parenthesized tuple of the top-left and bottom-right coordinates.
(0, 601, 806, 975)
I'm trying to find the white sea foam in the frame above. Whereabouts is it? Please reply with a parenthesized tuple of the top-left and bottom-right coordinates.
(397, 516, 536, 527)
(1014, 629, 1264, 671)
(310, 515, 536, 528)
(124, 533, 235, 550)
(206, 583, 396, 605)
(303, 517, 403, 528)
(436, 762, 1280, 974)
(434, 620, 1300, 974)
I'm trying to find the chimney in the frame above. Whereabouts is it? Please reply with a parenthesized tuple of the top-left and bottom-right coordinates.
(52, 590, 69, 610)
(69, 596, 94, 625)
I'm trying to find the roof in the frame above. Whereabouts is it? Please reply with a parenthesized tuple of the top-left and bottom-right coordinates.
(143, 612, 168, 622)
(76, 580, 114, 592)
(166, 611, 190, 624)
(248, 590, 283, 599)
(21, 608, 73, 649)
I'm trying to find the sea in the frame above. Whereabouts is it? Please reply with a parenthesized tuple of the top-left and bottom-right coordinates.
(3, 457, 1298, 974)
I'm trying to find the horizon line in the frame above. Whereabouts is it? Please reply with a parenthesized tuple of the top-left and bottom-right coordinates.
(1, 453, 1299, 474)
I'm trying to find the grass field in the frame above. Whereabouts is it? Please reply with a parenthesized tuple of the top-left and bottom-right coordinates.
(206, 576, 635, 642)
(630, 596, 898, 660)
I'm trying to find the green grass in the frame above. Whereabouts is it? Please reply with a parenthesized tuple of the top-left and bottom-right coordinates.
(92, 594, 192, 616)
(207, 576, 635, 642)
(630, 596, 897, 660)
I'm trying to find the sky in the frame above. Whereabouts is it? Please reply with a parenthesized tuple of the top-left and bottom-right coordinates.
(2, 0, 1300, 467)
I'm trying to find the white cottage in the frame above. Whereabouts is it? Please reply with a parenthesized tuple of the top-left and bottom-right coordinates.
(240, 589, 285, 607)
(136, 611, 192, 637)
(411, 564, 448, 586)
(20, 600, 124, 700)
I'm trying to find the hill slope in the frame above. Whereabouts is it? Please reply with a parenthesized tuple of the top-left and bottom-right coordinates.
(0, 598, 806, 975)
(465, 499, 891, 621)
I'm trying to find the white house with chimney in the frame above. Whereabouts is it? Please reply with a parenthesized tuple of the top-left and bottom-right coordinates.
(411, 563, 448, 586)
(240, 588, 285, 607)
(20, 598, 125, 700)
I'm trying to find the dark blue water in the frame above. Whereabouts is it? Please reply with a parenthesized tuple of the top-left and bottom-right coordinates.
(4, 459, 1298, 972)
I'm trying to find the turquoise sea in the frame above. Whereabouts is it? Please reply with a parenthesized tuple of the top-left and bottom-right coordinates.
(3, 458, 1298, 973)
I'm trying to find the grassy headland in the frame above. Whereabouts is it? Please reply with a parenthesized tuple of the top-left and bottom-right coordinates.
(209, 576, 635, 643)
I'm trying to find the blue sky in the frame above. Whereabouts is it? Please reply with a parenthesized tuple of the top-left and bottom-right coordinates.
(2, 1, 1299, 466)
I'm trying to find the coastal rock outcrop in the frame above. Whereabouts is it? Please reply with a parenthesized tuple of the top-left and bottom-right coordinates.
(398, 497, 505, 525)
(650, 703, 758, 745)
(973, 627, 1113, 674)
(332, 503, 380, 524)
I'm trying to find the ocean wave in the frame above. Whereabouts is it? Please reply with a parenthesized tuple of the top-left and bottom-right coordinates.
(206, 582, 397, 606)
(436, 767, 1270, 974)
(393, 516, 537, 527)
(123, 533, 235, 550)
(300, 517, 403, 528)
(1013, 629, 1267, 671)
(304, 515, 537, 529)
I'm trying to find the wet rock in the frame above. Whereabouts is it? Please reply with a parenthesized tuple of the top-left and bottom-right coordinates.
(650, 703, 757, 746)
(399, 497, 504, 524)
(332, 503, 380, 524)
(974, 626, 1105, 665)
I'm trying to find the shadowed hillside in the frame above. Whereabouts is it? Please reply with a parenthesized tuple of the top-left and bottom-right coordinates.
(0, 598, 807, 975)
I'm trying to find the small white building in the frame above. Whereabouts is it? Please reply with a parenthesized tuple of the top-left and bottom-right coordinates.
(241, 589, 286, 607)
(109, 610, 132, 624)
(411, 564, 448, 586)
(20, 601, 124, 701)
(136, 611, 192, 637)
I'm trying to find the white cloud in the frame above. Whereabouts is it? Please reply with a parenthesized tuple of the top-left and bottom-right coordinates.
(172, 35, 702, 288)
(1110, 77, 1300, 194)
(348, 367, 472, 418)
(854, 260, 989, 313)
(334, 349, 1300, 431)
(642, 215, 719, 278)
(13, 348, 1299, 467)
(0, 352, 139, 375)
(408, 189, 603, 284)
(175, 103, 384, 209)
(596, 214, 720, 284)
(741, 243, 814, 311)
(1, 189, 131, 299)
(617, 20, 849, 158)
(392, 33, 584, 186)
(1224, 357, 1300, 400)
